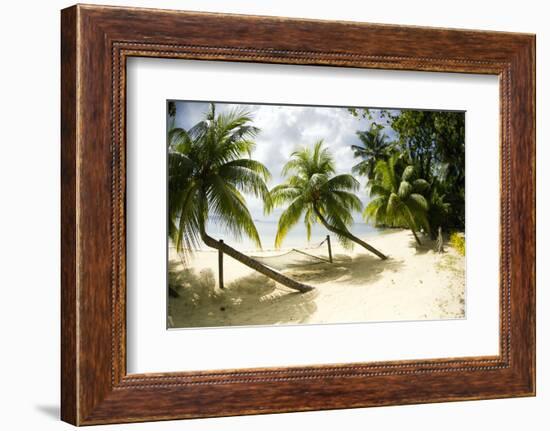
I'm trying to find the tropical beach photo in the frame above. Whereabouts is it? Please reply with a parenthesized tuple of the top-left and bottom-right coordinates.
(167, 100, 466, 329)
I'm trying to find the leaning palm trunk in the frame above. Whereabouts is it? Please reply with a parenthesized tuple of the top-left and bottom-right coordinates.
(314, 208, 387, 260)
(410, 229, 422, 246)
(198, 226, 314, 293)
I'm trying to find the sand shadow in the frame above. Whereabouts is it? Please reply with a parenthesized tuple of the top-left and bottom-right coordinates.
(284, 253, 405, 286)
(169, 268, 318, 328)
(408, 236, 451, 255)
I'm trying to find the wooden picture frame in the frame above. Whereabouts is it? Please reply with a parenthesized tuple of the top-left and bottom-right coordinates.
(61, 4, 535, 425)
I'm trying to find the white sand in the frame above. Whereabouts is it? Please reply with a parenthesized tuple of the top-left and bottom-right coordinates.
(168, 230, 465, 328)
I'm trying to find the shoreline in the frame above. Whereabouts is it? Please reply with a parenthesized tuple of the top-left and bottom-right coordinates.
(169, 226, 398, 255)
(168, 229, 465, 329)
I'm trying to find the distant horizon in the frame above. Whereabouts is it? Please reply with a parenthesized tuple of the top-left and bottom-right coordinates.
(171, 217, 384, 253)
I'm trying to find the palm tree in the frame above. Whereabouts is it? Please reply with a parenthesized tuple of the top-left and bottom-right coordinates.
(364, 154, 430, 245)
(426, 183, 451, 240)
(169, 103, 313, 293)
(351, 124, 391, 179)
(269, 140, 387, 260)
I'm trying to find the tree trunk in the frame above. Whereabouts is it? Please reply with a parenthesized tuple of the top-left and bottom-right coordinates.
(314, 208, 387, 260)
(199, 226, 314, 293)
(411, 229, 422, 246)
(326, 235, 333, 263)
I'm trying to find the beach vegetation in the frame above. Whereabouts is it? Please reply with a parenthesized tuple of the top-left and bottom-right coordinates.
(351, 123, 392, 179)
(268, 140, 387, 259)
(450, 232, 466, 256)
(364, 153, 430, 245)
(349, 109, 464, 236)
(168, 103, 313, 292)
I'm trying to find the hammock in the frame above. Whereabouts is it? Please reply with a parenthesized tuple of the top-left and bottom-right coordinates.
(170, 237, 332, 271)
(250, 239, 330, 271)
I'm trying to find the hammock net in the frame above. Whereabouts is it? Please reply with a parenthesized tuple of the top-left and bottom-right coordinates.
(250, 239, 330, 271)
(170, 237, 331, 271)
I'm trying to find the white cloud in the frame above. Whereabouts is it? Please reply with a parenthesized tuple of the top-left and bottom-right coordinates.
(171, 101, 383, 221)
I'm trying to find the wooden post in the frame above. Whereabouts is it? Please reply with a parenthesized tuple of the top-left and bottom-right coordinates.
(218, 240, 224, 289)
(326, 235, 333, 263)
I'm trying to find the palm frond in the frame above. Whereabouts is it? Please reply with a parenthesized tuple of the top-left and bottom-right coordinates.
(274, 197, 306, 248)
(168, 103, 269, 251)
(171, 183, 201, 254)
(331, 190, 362, 213)
(206, 176, 262, 248)
(303, 206, 316, 241)
(402, 165, 415, 181)
(363, 196, 388, 224)
(398, 180, 413, 199)
(407, 193, 429, 212)
(412, 178, 430, 194)
(324, 174, 360, 192)
(268, 183, 303, 210)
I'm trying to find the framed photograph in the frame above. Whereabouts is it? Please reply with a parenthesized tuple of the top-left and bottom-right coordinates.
(61, 4, 535, 425)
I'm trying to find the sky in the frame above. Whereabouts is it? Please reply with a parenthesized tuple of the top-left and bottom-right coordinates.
(169, 100, 398, 223)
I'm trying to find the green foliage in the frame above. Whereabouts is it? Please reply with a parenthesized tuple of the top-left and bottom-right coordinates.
(390, 110, 465, 229)
(168, 103, 271, 257)
(268, 140, 362, 249)
(427, 183, 451, 236)
(350, 123, 392, 179)
(349, 108, 465, 231)
(450, 232, 465, 256)
(167, 101, 177, 118)
(364, 153, 430, 244)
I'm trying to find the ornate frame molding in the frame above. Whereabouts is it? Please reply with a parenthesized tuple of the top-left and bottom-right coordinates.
(61, 5, 535, 425)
